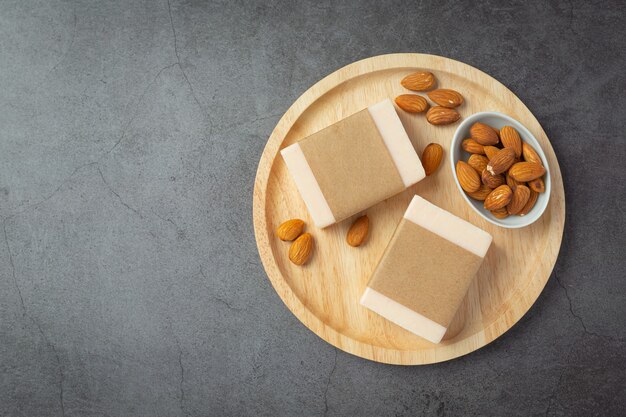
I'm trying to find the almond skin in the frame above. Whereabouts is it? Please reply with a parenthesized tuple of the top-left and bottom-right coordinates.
(506, 172, 523, 190)
(490, 207, 509, 219)
(528, 177, 546, 193)
(289, 233, 313, 265)
(481, 169, 506, 189)
(506, 185, 531, 215)
(499, 126, 522, 158)
(276, 219, 305, 241)
(395, 94, 429, 113)
(468, 154, 489, 174)
(486, 147, 516, 175)
(509, 162, 546, 182)
(422, 143, 444, 176)
(346, 215, 369, 247)
(462, 139, 485, 154)
(522, 142, 542, 165)
(519, 190, 539, 216)
(427, 89, 464, 108)
(484, 146, 500, 160)
(467, 184, 492, 201)
(400, 71, 436, 91)
(484, 185, 513, 210)
(470, 122, 499, 146)
(456, 161, 481, 192)
(426, 106, 460, 125)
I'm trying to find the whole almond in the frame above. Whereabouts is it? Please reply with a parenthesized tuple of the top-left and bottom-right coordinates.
(422, 143, 444, 176)
(506, 185, 531, 215)
(276, 219, 305, 241)
(519, 190, 539, 216)
(289, 233, 313, 265)
(506, 172, 523, 190)
(528, 177, 546, 193)
(427, 89, 464, 108)
(462, 139, 485, 154)
(467, 184, 492, 201)
(499, 126, 522, 158)
(486, 147, 516, 175)
(401, 71, 436, 91)
(395, 94, 429, 113)
(509, 162, 546, 182)
(470, 122, 499, 145)
(484, 146, 500, 160)
(484, 185, 513, 210)
(481, 169, 506, 189)
(426, 106, 460, 125)
(468, 154, 489, 173)
(456, 161, 481, 192)
(522, 142, 542, 165)
(491, 207, 509, 219)
(346, 215, 369, 247)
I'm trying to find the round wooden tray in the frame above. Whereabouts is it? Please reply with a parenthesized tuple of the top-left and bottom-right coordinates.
(253, 54, 565, 365)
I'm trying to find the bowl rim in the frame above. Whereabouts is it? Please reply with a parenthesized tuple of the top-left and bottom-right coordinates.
(449, 111, 551, 229)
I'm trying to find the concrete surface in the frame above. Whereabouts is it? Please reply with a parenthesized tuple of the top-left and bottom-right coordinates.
(1, 0, 625, 416)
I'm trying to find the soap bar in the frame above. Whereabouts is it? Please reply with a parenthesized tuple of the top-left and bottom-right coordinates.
(360, 195, 492, 344)
(281, 99, 425, 228)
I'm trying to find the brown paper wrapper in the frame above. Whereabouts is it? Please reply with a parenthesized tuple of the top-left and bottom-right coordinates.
(368, 218, 483, 327)
(299, 109, 404, 222)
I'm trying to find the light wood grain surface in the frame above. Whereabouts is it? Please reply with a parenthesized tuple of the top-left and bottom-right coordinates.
(253, 53, 565, 365)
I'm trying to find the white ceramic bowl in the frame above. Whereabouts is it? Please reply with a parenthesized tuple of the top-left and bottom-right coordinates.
(450, 112, 550, 228)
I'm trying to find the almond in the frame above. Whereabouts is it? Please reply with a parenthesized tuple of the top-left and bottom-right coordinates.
(422, 143, 444, 176)
(289, 233, 313, 265)
(467, 184, 492, 201)
(506, 185, 531, 215)
(481, 169, 506, 189)
(276, 219, 305, 241)
(490, 207, 509, 219)
(395, 94, 429, 113)
(462, 139, 485, 154)
(426, 106, 460, 125)
(456, 161, 481, 192)
(427, 89, 463, 108)
(484, 185, 513, 210)
(346, 215, 369, 247)
(519, 190, 539, 216)
(509, 162, 546, 182)
(499, 126, 522, 158)
(470, 122, 499, 146)
(400, 71, 436, 91)
(522, 142, 542, 165)
(506, 172, 523, 190)
(468, 154, 489, 173)
(486, 148, 516, 175)
(528, 177, 546, 193)
(484, 146, 500, 160)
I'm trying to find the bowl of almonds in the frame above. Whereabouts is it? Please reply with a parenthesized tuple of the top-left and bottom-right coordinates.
(450, 112, 550, 228)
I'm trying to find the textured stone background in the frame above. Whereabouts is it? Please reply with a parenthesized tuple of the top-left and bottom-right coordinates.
(1, 0, 625, 416)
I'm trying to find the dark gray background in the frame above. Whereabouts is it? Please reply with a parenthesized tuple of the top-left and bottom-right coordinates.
(1, 0, 624, 416)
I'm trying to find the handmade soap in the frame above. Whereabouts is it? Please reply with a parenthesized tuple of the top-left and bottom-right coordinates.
(281, 99, 425, 228)
(360, 195, 492, 344)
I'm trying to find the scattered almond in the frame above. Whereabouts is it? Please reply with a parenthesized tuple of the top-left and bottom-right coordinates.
(395, 94, 429, 113)
(456, 161, 481, 192)
(426, 106, 460, 125)
(468, 154, 489, 174)
(500, 126, 522, 158)
(467, 184, 492, 201)
(528, 177, 546, 193)
(276, 219, 305, 241)
(470, 122, 499, 145)
(462, 139, 485, 154)
(491, 207, 509, 219)
(289, 233, 313, 265)
(346, 215, 369, 247)
(506, 185, 531, 215)
(481, 169, 506, 189)
(522, 142, 542, 165)
(427, 89, 464, 108)
(519, 190, 539, 216)
(509, 162, 546, 182)
(486, 148, 516, 175)
(484, 185, 513, 210)
(401, 71, 436, 91)
(484, 145, 500, 160)
(422, 143, 444, 176)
